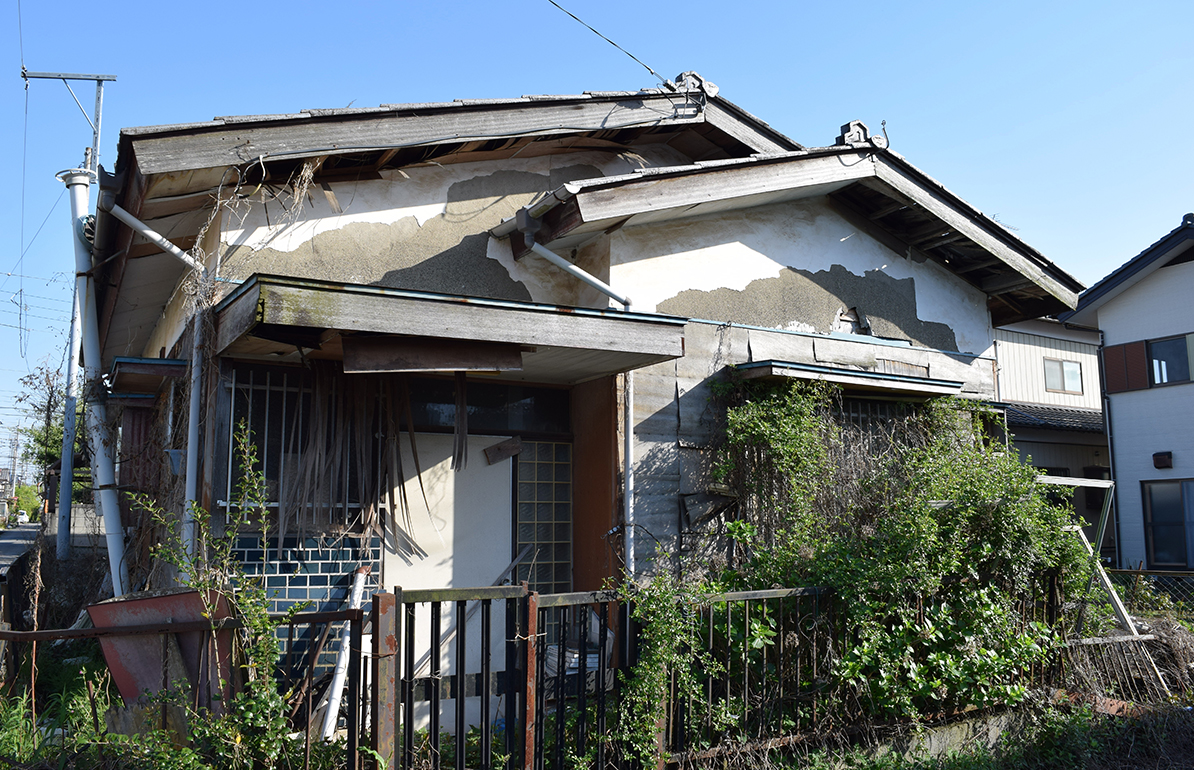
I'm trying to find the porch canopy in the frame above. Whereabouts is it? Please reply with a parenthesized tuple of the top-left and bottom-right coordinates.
(214, 274, 686, 384)
(735, 359, 964, 399)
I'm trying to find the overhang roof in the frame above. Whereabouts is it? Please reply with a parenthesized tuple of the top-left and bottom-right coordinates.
(494, 145, 1085, 326)
(214, 275, 687, 385)
(89, 82, 798, 369)
(1062, 213, 1194, 328)
(735, 359, 964, 398)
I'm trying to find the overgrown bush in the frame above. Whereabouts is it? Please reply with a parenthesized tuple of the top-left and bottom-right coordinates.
(715, 382, 1089, 717)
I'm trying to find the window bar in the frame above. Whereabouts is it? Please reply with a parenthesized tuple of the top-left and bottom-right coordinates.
(554, 606, 567, 770)
(480, 598, 492, 770)
(596, 602, 608, 770)
(279, 371, 288, 521)
(455, 600, 467, 770)
(576, 605, 588, 758)
(403, 603, 416, 770)
(262, 370, 271, 503)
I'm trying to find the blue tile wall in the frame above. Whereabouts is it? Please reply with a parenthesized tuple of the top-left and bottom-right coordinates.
(233, 533, 382, 676)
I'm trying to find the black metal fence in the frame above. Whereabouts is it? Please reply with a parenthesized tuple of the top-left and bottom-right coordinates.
(368, 584, 837, 770)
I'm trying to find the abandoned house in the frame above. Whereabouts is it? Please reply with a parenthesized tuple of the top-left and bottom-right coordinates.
(83, 74, 1086, 614)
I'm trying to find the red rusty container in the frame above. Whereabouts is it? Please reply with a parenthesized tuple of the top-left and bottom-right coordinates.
(88, 588, 237, 712)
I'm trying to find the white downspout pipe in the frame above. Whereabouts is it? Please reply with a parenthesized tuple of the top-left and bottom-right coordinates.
(97, 194, 205, 559)
(522, 237, 637, 578)
(60, 169, 128, 595)
(321, 566, 369, 741)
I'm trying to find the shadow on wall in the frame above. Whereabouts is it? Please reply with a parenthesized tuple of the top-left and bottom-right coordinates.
(658, 265, 959, 352)
(221, 165, 604, 303)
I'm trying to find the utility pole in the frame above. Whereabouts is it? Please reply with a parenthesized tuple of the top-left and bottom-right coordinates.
(22, 70, 116, 560)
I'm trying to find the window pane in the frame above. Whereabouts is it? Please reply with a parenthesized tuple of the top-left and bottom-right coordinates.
(1146, 481, 1187, 567)
(1149, 337, 1190, 385)
(1043, 359, 1063, 391)
(1062, 361, 1082, 393)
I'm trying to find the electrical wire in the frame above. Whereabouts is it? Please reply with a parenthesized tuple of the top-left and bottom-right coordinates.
(545, 0, 667, 87)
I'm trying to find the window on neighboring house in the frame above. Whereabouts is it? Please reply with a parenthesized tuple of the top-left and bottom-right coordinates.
(1103, 333, 1194, 393)
(1043, 358, 1083, 394)
(1142, 480, 1194, 569)
(1148, 336, 1191, 386)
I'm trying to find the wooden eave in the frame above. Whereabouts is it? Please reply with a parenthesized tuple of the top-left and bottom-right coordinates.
(510, 148, 1083, 326)
(213, 275, 687, 386)
(90, 92, 799, 366)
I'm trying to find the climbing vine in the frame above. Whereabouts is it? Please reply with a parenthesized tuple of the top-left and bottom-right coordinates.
(712, 381, 1087, 717)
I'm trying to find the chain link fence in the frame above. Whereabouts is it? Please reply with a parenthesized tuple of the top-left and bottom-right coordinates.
(1106, 569, 1194, 625)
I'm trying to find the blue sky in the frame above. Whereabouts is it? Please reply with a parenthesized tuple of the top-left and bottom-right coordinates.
(1, 0, 1191, 476)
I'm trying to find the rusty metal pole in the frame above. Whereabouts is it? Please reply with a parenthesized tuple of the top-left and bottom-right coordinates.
(371, 592, 398, 770)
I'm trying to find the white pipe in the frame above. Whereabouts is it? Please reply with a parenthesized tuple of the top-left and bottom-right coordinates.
(96, 193, 205, 558)
(56, 278, 83, 561)
(527, 241, 631, 309)
(97, 198, 203, 271)
(521, 238, 638, 577)
(60, 169, 127, 596)
(321, 566, 369, 741)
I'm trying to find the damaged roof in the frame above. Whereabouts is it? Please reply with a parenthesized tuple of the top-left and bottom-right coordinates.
(493, 139, 1085, 327)
(90, 76, 1083, 368)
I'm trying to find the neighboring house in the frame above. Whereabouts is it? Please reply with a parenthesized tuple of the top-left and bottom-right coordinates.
(1064, 214, 1194, 570)
(994, 319, 1111, 555)
(86, 75, 1084, 612)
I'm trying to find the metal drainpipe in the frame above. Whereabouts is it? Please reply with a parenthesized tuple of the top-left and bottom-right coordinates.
(522, 238, 637, 578)
(1097, 329, 1122, 568)
(59, 169, 128, 595)
(97, 195, 205, 559)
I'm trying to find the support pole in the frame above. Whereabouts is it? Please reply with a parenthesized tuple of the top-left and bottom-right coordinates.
(60, 169, 126, 596)
(55, 279, 82, 560)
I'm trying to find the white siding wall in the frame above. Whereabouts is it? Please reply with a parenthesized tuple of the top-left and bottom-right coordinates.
(1099, 260, 1194, 346)
(1098, 260, 1194, 568)
(994, 329, 1102, 409)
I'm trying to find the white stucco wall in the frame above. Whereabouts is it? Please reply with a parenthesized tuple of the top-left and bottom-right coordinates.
(607, 198, 995, 356)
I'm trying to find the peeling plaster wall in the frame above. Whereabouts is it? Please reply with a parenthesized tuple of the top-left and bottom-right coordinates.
(214, 148, 685, 305)
(609, 198, 994, 356)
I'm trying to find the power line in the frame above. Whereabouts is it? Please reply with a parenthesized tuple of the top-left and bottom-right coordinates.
(545, 0, 667, 87)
